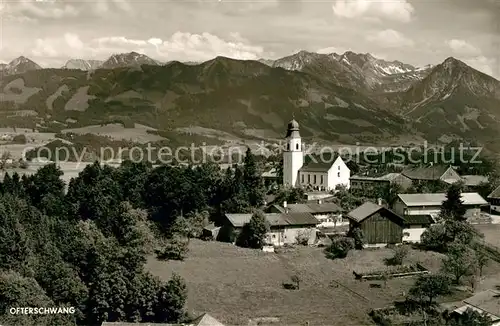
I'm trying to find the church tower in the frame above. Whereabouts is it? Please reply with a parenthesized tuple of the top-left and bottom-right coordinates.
(283, 119, 303, 188)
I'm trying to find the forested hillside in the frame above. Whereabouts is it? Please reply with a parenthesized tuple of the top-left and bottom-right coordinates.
(0, 149, 267, 325)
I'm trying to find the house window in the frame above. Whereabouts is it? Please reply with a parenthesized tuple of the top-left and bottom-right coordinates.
(301, 174, 304, 183)
(272, 234, 276, 238)
(320, 175, 323, 184)
(308, 174, 310, 183)
(287, 143, 290, 150)
(338, 166, 340, 170)
(337, 172, 340, 177)
(296, 143, 299, 150)
(314, 175, 317, 184)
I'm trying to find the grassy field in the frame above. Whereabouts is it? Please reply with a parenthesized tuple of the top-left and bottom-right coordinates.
(61, 123, 166, 143)
(474, 224, 500, 248)
(145, 240, 461, 326)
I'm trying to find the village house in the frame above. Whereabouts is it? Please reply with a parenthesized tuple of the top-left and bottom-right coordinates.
(402, 214, 435, 243)
(346, 202, 405, 247)
(401, 164, 461, 185)
(461, 175, 489, 191)
(350, 172, 412, 193)
(450, 290, 500, 325)
(100, 313, 225, 326)
(282, 119, 350, 191)
(261, 167, 279, 188)
(488, 185, 500, 214)
(393, 192, 488, 220)
(305, 191, 336, 202)
(220, 212, 319, 246)
(268, 200, 344, 228)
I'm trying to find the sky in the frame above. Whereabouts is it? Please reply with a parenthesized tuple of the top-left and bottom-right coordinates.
(1, 0, 499, 79)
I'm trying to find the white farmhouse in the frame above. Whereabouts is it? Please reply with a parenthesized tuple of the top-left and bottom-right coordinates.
(282, 119, 350, 191)
(393, 192, 488, 219)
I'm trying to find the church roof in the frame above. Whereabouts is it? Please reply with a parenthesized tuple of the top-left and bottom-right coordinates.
(285, 119, 300, 138)
(299, 154, 342, 172)
(299, 161, 334, 172)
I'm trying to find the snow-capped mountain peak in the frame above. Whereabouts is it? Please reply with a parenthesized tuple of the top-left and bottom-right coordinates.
(0, 56, 42, 76)
(63, 59, 103, 71)
(100, 52, 159, 69)
(272, 50, 324, 70)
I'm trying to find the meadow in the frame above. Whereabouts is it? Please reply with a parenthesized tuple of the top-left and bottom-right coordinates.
(145, 240, 492, 326)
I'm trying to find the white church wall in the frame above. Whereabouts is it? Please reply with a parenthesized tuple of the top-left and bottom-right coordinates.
(299, 172, 328, 189)
(328, 157, 350, 190)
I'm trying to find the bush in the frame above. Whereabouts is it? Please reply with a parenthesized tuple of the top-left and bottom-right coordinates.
(385, 245, 409, 266)
(19, 160, 29, 169)
(347, 226, 364, 249)
(420, 224, 447, 252)
(12, 134, 27, 144)
(324, 237, 354, 259)
(156, 236, 189, 261)
(368, 310, 393, 326)
(295, 230, 311, 246)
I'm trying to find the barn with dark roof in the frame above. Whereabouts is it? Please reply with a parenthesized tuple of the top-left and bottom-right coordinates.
(346, 202, 405, 247)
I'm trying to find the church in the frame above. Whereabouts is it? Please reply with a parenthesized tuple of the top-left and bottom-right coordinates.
(282, 119, 351, 191)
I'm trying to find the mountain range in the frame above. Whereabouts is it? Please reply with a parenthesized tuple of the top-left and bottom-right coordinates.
(1, 50, 499, 153)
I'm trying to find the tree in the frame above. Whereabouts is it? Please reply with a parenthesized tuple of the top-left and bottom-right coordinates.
(446, 308, 493, 326)
(236, 210, 270, 249)
(444, 219, 477, 245)
(25, 164, 65, 204)
(153, 273, 188, 323)
(116, 160, 150, 208)
(0, 196, 32, 272)
(171, 210, 209, 239)
(324, 237, 354, 259)
(385, 245, 409, 266)
(421, 224, 447, 252)
(476, 249, 489, 277)
(242, 148, 266, 208)
(409, 274, 451, 306)
(440, 183, 467, 222)
(347, 226, 364, 250)
(156, 236, 189, 261)
(442, 242, 478, 284)
(274, 187, 307, 205)
(0, 271, 76, 326)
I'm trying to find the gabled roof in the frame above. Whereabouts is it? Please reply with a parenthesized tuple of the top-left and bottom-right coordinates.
(397, 192, 488, 207)
(299, 154, 347, 173)
(269, 204, 286, 213)
(350, 173, 402, 182)
(453, 289, 500, 320)
(191, 313, 225, 326)
(225, 212, 318, 228)
(347, 202, 404, 223)
(299, 161, 334, 173)
(488, 185, 500, 199)
(401, 165, 453, 181)
(461, 175, 488, 187)
(286, 202, 342, 214)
